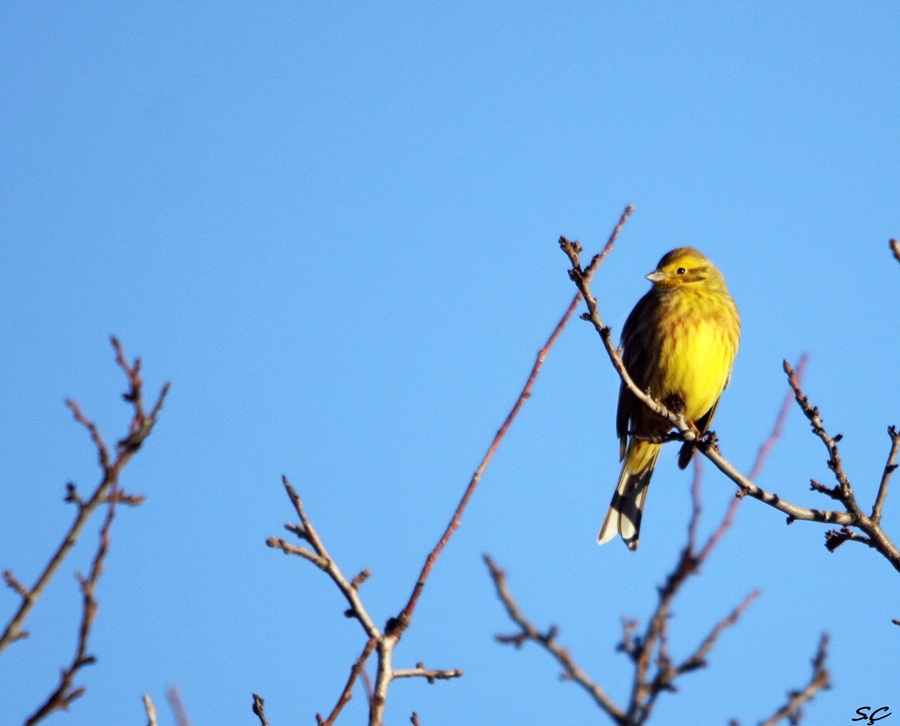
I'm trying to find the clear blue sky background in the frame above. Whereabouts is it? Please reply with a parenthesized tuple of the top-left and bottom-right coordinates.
(1, 4, 898, 725)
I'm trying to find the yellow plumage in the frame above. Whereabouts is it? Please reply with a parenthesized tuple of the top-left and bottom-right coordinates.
(598, 247, 740, 550)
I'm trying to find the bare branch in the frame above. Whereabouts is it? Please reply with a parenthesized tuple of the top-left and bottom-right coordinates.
(252, 693, 270, 726)
(873, 426, 900, 523)
(783, 362, 900, 569)
(143, 694, 159, 726)
(677, 589, 760, 675)
(747, 355, 809, 483)
(891, 238, 900, 264)
(585, 204, 635, 279)
(316, 637, 377, 726)
(269, 479, 382, 640)
(784, 361, 852, 494)
(266, 536, 328, 569)
(484, 555, 626, 723)
(1, 339, 169, 656)
(25, 488, 118, 724)
(351, 569, 372, 591)
(3, 570, 28, 599)
(622, 465, 759, 724)
(392, 663, 463, 682)
(166, 686, 192, 726)
(691, 357, 806, 564)
(757, 634, 830, 726)
(489, 476, 767, 726)
(391, 282, 594, 639)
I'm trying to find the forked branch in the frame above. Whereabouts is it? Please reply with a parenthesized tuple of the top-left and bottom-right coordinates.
(1, 338, 168, 723)
(264, 262, 605, 723)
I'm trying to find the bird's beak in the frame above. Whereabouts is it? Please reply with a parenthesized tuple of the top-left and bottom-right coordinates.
(646, 270, 666, 283)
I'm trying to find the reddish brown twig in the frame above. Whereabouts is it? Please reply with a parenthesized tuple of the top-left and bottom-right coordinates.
(363, 209, 634, 718)
(891, 238, 900, 264)
(316, 637, 377, 726)
(392, 289, 587, 636)
(166, 686, 192, 726)
(393, 206, 634, 638)
(586, 205, 635, 278)
(748, 355, 809, 483)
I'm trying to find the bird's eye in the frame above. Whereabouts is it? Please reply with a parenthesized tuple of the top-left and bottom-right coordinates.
(676, 267, 687, 275)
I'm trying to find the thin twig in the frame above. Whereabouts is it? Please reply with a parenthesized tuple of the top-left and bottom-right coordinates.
(24, 487, 119, 724)
(268, 479, 382, 641)
(267, 209, 650, 723)
(392, 664, 463, 681)
(252, 693, 270, 726)
(891, 238, 900, 264)
(391, 287, 589, 638)
(748, 356, 809, 482)
(1, 338, 169, 655)
(872, 426, 900, 524)
(784, 362, 900, 568)
(693, 356, 807, 564)
(623, 469, 759, 724)
(367, 267, 610, 722)
(585, 205, 635, 279)
(677, 589, 760, 675)
(316, 637, 378, 726)
(784, 362, 852, 494)
(167, 686, 192, 726)
(485, 555, 626, 723)
(757, 634, 830, 726)
(143, 694, 159, 726)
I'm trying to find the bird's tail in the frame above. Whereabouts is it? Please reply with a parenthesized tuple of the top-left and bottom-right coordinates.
(597, 440, 661, 550)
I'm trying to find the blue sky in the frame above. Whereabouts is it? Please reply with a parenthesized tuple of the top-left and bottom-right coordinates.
(1, 4, 898, 725)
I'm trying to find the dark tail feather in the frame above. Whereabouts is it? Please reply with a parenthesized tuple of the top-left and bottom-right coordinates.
(677, 441, 695, 470)
(598, 453, 658, 550)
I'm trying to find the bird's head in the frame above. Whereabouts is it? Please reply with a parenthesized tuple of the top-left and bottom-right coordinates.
(645, 247, 726, 290)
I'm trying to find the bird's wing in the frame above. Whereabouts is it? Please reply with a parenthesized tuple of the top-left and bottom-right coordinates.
(616, 292, 657, 458)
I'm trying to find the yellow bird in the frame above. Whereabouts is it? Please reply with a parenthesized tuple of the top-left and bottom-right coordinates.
(598, 248, 740, 550)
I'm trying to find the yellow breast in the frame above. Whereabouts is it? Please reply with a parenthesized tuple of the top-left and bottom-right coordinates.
(650, 289, 739, 421)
